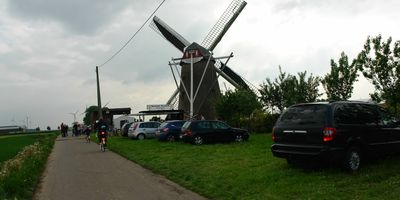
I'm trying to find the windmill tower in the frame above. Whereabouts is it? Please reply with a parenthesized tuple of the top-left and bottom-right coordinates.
(151, 0, 254, 119)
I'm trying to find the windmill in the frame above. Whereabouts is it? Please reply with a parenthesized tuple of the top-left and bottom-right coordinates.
(151, 0, 257, 119)
(69, 110, 79, 123)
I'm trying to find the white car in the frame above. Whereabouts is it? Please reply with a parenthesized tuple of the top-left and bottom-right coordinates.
(127, 121, 161, 140)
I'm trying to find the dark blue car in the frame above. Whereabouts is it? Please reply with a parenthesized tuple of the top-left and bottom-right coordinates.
(156, 120, 186, 141)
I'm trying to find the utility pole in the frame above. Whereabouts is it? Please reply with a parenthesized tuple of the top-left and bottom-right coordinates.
(96, 66, 103, 120)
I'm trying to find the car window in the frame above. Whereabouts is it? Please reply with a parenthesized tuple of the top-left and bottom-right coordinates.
(126, 123, 133, 129)
(152, 122, 160, 128)
(212, 121, 230, 129)
(172, 121, 185, 128)
(160, 122, 168, 128)
(377, 106, 399, 126)
(335, 104, 380, 125)
(359, 104, 380, 125)
(139, 123, 148, 128)
(334, 104, 356, 124)
(278, 105, 327, 126)
(197, 121, 212, 129)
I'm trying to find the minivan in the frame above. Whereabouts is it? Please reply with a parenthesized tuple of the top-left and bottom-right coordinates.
(271, 101, 400, 171)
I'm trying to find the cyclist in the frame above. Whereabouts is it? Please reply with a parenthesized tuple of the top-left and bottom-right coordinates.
(96, 119, 108, 148)
(83, 126, 91, 143)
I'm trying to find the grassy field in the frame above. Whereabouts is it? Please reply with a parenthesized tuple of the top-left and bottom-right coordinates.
(107, 134, 400, 200)
(0, 134, 40, 163)
(0, 132, 57, 199)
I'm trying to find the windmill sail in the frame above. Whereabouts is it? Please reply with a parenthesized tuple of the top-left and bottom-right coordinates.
(200, 0, 254, 93)
(151, 16, 190, 52)
(215, 61, 249, 89)
(201, 0, 247, 51)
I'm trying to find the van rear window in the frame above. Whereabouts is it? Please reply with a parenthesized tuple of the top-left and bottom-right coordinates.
(277, 105, 327, 126)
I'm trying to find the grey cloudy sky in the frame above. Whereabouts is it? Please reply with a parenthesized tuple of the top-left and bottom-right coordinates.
(1, 0, 399, 129)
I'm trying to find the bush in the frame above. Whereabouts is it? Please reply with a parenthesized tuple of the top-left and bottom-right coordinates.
(248, 110, 279, 133)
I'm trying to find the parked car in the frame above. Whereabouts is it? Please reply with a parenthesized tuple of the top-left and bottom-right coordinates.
(128, 121, 161, 140)
(156, 120, 186, 141)
(121, 122, 133, 137)
(271, 101, 400, 171)
(180, 120, 249, 145)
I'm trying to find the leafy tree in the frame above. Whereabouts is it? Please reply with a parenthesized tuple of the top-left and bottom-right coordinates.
(259, 66, 321, 113)
(294, 71, 321, 103)
(321, 52, 358, 101)
(83, 105, 98, 125)
(357, 35, 400, 114)
(259, 66, 287, 112)
(215, 88, 262, 127)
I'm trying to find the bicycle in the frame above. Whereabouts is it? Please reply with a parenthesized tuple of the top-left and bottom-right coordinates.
(99, 130, 107, 152)
(85, 135, 91, 143)
(100, 138, 106, 152)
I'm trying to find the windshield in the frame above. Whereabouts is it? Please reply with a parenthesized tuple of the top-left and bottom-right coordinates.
(277, 104, 327, 126)
(182, 121, 191, 129)
(160, 122, 168, 128)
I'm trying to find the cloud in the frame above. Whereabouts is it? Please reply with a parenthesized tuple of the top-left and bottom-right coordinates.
(1, 0, 400, 129)
(6, 0, 133, 35)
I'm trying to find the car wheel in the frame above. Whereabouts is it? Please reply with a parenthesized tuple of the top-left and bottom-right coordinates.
(193, 136, 203, 145)
(137, 134, 145, 140)
(235, 134, 244, 142)
(167, 134, 175, 142)
(344, 146, 362, 172)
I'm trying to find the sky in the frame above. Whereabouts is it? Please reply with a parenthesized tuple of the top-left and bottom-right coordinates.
(1, 0, 399, 129)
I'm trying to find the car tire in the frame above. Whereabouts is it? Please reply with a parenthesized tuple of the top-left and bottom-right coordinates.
(343, 146, 362, 172)
(193, 136, 204, 145)
(235, 134, 244, 142)
(167, 134, 175, 142)
(137, 134, 145, 140)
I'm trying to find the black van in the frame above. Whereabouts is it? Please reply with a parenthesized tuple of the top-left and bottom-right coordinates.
(271, 101, 400, 171)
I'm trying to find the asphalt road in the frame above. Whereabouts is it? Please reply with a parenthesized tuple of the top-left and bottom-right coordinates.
(33, 135, 207, 200)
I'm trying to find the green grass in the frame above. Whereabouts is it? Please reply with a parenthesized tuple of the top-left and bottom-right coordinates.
(0, 132, 57, 199)
(0, 134, 39, 163)
(107, 134, 400, 200)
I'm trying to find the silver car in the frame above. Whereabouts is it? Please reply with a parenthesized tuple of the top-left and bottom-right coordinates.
(127, 121, 161, 140)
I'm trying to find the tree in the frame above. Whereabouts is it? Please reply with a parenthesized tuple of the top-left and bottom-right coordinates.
(259, 66, 287, 113)
(215, 88, 262, 127)
(259, 66, 321, 113)
(321, 52, 358, 101)
(294, 71, 321, 103)
(357, 35, 400, 114)
(83, 105, 98, 125)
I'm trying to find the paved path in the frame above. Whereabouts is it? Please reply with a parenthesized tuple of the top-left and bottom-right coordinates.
(34, 136, 207, 200)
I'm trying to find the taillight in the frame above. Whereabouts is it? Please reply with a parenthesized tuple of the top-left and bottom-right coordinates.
(101, 131, 106, 135)
(162, 128, 169, 132)
(272, 127, 276, 141)
(133, 123, 138, 130)
(323, 127, 336, 142)
(184, 129, 192, 136)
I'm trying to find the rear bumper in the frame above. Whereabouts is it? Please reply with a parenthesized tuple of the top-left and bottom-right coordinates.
(180, 135, 195, 143)
(271, 143, 345, 161)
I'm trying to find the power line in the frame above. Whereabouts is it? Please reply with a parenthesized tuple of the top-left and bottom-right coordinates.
(99, 0, 166, 67)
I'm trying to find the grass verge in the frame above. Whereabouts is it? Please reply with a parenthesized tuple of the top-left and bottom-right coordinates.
(0, 132, 57, 199)
(107, 134, 400, 200)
